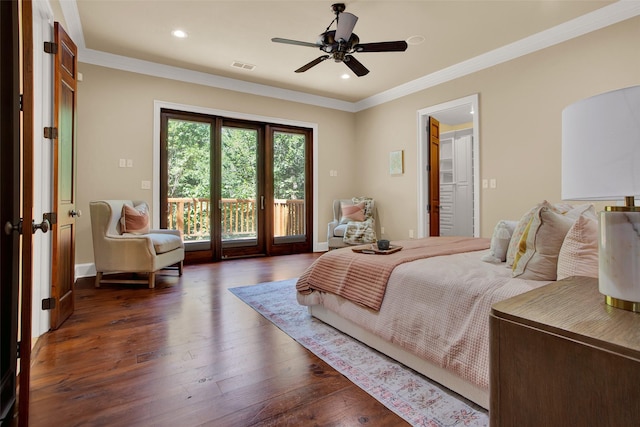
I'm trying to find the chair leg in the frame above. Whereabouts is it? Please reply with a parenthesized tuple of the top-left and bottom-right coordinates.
(148, 272, 156, 288)
(178, 260, 183, 276)
(95, 272, 102, 288)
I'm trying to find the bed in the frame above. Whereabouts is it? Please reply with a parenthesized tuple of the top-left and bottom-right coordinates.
(296, 202, 599, 409)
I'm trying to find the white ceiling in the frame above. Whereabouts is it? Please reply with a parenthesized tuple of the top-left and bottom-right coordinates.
(56, 1, 639, 109)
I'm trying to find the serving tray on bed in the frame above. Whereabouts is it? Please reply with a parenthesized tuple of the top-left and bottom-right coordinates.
(352, 245, 403, 255)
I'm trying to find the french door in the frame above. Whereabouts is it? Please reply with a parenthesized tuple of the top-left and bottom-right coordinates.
(160, 110, 312, 261)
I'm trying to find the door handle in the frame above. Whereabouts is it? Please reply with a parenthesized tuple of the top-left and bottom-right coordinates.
(261, 196, 264, 210)
(69, 209, 82, 218)
(4, 219, 23, 235)
(32, 219, 50, 234)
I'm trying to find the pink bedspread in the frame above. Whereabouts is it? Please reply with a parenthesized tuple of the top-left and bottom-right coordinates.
(296, 237, 490, 310)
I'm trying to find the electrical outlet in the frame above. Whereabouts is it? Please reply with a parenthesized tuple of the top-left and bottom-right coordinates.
(409, 229, 414, 238)
(381, 226, 385, 234)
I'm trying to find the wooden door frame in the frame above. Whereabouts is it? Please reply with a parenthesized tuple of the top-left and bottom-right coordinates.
(152, 101, 316, 263)
(19, 0, 35, 424)
(417, 94, 481, 238)
(153, 102, 321, 252)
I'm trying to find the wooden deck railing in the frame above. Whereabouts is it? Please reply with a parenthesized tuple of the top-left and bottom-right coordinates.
(167, 197, 305, 240)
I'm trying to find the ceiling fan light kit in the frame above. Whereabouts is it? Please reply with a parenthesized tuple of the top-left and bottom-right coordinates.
(271, 3, 408, 77)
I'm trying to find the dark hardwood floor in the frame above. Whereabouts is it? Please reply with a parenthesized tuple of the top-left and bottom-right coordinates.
(28, 254, 409, 426)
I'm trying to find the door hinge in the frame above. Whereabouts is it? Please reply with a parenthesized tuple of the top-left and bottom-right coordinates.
(44, 212, 57, 225)
(427, 204, 431, 213)
(44, 41, 58, 54)
(426, 164, 430, 172)
(42, 298, 56, 310)
(44, 127, 58, 139)
(19, 94, 23, 111)
(17, 341, 20, 358)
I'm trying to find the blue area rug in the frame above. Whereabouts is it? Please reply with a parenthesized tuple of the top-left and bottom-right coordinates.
(230, 279, 488, 427)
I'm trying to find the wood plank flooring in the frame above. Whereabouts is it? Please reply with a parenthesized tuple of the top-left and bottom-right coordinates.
(28, 254, 409, 426)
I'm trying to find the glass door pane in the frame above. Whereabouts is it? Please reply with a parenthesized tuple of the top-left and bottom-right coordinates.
(165, 118, 212, 249)
(221, 126, 258, 246)
(272, 131, 306, 242)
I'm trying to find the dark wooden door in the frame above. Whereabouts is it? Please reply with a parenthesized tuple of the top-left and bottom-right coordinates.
(50, 22, 78, 330)
(0, 0, 21, 422)
(428, 117, 440, 236)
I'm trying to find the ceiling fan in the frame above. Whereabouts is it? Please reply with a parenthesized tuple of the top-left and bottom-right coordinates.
(271, 3, 408, 77)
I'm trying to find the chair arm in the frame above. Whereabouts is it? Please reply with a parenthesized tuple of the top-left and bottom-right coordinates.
(149, 229, 182, 238)
(327, 220, 339, 238)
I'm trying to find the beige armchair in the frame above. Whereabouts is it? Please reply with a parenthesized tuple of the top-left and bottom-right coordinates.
(90, 200, 184, 288)
(327, 198, 380, 250)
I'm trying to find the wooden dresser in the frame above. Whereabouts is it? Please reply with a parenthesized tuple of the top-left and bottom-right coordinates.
(490, 276, 640, 426)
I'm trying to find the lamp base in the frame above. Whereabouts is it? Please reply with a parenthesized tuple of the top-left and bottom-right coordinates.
(604, 295, 640, 313)
(598, 209, 640, 313)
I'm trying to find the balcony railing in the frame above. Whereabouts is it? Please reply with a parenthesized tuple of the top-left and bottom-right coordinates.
(167, 197, 305, 240)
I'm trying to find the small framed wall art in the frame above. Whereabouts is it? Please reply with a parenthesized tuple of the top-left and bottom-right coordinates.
(389, 150, 404, 175)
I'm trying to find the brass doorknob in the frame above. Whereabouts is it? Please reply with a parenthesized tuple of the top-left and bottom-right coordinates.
(69, 209, 82, 218)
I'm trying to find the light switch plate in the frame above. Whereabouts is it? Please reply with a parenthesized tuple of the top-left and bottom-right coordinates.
(141, 180, 151, 189)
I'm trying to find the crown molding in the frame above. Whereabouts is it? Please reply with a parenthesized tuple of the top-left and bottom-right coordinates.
(355, 1, 640, 111)
(61, 0, 640, 113)
(78, 48, 357, 112)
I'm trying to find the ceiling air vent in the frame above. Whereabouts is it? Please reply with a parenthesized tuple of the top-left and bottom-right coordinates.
(231, 61, 256, 71)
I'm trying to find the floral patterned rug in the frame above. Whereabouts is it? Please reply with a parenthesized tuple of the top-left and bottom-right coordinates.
(230, 279, 489, 427)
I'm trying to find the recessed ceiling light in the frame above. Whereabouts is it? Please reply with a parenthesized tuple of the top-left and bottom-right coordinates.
(341, 73, 350, 79)
(406, 35, 425, 45)
(172, 29, 187, 39)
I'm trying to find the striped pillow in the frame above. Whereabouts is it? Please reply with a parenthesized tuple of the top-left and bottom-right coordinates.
(121, 203, 150, 235)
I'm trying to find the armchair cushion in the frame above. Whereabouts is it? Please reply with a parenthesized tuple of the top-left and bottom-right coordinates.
(121, 203, 150, 234)
(145, 232, 183, 254)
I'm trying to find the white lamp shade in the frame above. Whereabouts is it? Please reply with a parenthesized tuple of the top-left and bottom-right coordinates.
(562, 85, 640, 201)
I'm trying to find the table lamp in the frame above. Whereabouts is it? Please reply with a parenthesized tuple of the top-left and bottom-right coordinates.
(562, 85, 640, 312)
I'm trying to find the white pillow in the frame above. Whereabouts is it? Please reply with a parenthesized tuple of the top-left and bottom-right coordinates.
(557, 210, 599, 280)
(482, 220, 518, 263)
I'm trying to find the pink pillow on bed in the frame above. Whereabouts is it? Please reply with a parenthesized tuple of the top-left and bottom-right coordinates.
(557, 211, 599, 280)
(340, 202, 365, 223)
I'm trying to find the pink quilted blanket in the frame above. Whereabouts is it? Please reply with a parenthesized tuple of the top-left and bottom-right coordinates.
(296, 236, 490, 310)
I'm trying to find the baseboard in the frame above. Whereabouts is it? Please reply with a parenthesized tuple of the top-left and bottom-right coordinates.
(315, 242, 328, 252)
(75, 263, 96, 279)
(75, 246, 326, 279)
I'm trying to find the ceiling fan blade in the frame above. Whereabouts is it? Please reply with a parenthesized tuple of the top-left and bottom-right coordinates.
(272, 37, 320, 49)
(335, 12, 358, 42)
(343, 55, 369, 77)
(355, 41, 408, 53)
(295, 55, 330, 73)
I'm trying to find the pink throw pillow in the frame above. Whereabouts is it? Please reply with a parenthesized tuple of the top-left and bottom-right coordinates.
(340, 202, 365, 223)
(121, 204, 150, 234)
